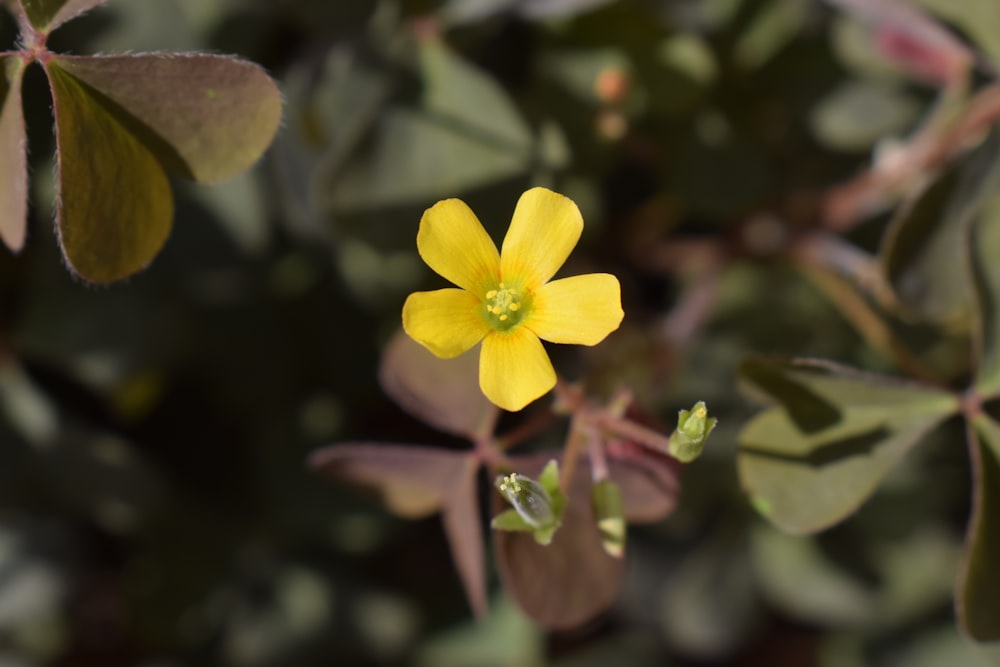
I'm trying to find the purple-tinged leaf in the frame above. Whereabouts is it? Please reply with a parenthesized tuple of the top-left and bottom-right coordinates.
(823, 0, 973, 85)
(45, 60, 172, 283)
(441, 456, 487, 618)
(493, 455, 623, 629)
(606, 443, 680, 524)
(51, 53, 282, 183)
(959, 416, 1000, 641)
(12, 0, 107, 34)
(0, 55, 27, 252)
(738, 358, 958, 533)
(309, 443, 472, 519)
(379, 331, 498, 441)
(312, 443, 486, 616)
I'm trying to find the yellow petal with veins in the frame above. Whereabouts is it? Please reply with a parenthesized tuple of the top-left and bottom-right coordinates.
(403, 288, 489, 358)
(479, 328, 556, 411)
(417, 198, 500, 293)
(500, 187, 582, 289)
(527, 273, 623, 345)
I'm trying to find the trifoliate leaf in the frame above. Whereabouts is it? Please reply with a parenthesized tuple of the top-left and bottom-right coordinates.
(738, 358, 958, 534)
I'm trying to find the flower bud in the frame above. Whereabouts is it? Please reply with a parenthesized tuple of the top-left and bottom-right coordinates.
(495, 472, 556, 529)
(668, 401, 717, 463)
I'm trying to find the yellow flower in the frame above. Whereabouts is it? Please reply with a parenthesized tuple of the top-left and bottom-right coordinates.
(402, 187, 624, 412)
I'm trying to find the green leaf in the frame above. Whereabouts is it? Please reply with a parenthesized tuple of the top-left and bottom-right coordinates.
(420, 37, 530, 151)
(0, 55, 26, 252)
(325, 38, 542, 212)
(13, 0, 106, 33)
(738, 359, 958, 533)
(414, 596, 543, 667)
(959, 415, 1000, 641)
(880, 129, 1000, 325)
(51, 53, 282, 183)
(810, 80, 920, 152)
(45, 60, 173, 283)
(970, 194, 1000, 397)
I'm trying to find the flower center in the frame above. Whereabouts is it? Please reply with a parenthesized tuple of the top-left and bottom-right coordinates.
(484, 283, 526, 331)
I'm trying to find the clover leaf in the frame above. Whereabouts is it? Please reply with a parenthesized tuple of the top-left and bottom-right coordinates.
(0, 0, 282, 283)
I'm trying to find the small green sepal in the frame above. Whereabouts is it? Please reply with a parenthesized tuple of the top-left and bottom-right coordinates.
(591, 479, 626, 558)
(668, 401, 717, 463)
(493, 459, 567, 545)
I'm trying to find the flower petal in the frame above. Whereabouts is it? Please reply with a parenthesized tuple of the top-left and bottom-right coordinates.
(480, 328, 556, 412)
(417, 198, 500, 293)
(501, 187, 583, 289)
(403, 289, 489, 358)
(526, 273, 624, 345)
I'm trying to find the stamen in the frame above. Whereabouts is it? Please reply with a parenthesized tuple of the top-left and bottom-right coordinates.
(484, 283, 527, 329)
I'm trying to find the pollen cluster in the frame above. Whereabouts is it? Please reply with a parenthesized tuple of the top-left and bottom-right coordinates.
(484, 283, 525, 329)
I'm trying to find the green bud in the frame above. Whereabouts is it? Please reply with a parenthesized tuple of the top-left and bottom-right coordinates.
(495, 472, 556, 529)
(668, 400, 717, 463)
(591, 479, 626, 559)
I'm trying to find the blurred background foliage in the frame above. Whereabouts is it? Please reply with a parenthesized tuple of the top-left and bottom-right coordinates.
(2, 0, 1000, 664)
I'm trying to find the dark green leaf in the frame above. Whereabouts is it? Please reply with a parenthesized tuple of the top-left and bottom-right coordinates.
(51, 54, 281, 183)
(738, 359, 958, 533)
(46, 61, 173, 283)
(958, 415, 1000, 641)
(0, 55, 26, 251)
(17, 0, 106, 33)
(324, 38, 541, 212)
(880, 130, 1000, 325)
(970, 196, 1000, 398)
